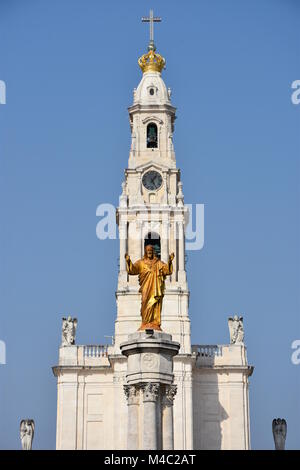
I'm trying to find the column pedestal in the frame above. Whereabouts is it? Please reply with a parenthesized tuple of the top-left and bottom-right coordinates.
(120, 330, 180, 450)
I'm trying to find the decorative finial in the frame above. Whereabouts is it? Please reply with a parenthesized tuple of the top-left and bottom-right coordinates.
(177, 182, 184, 207)
(138, 50, 165, 74)
(139, 9, 165, 74)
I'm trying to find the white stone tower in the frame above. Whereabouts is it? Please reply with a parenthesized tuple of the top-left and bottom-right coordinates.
(115, 38, 191, 346)
(113, 36, 195, 448)
(115, 45, 190, 352)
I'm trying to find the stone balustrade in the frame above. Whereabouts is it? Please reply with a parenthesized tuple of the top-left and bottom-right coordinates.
(57, 342, 249, 370)
(192, 343, 248, 367)
(83, 344, 108, 358)
(58, 344, 112, 367)
(192, 344, 222, 358)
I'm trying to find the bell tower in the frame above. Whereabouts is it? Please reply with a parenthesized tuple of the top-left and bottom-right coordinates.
(53, 11, 253, 452)
(115, 18, 190, 355)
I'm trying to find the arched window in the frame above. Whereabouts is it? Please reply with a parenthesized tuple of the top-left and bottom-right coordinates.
(147, 123, 158, 148)
(144, 232, 160, 259)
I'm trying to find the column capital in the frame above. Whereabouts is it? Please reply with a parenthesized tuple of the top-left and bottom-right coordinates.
(162, 384, 177, 407)
(141, 382, 160, 403)
(124, 384, 140, 405)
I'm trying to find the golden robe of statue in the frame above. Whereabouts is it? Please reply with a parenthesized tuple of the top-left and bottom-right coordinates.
(125, 245, 174, 331)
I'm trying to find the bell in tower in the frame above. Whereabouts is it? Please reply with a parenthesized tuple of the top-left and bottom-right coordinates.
(147, 123, 158, 148)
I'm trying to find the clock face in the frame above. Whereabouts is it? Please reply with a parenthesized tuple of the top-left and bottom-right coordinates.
(142, 171, 163, 191)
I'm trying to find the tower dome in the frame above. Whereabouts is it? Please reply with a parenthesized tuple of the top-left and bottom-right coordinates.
(133, 69, 170, 106)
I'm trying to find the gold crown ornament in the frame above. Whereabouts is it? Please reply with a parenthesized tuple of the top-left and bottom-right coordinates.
(138, 48, 166, 73)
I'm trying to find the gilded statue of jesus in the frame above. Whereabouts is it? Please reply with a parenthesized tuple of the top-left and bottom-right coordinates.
(125, 245, 175, 331)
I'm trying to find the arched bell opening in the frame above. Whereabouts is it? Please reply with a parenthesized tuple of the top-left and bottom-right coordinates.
(144, 232, 161, 259)
(146, 123, 158, 148)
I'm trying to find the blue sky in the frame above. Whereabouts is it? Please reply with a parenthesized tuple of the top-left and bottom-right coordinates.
(0, 0, 299, 450)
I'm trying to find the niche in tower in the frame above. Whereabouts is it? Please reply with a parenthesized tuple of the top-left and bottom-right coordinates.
(147, 123, 158, 149)
(144, 232, 161, 259)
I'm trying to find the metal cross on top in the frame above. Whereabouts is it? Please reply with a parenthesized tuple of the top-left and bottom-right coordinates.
(142, 9, 162, 50)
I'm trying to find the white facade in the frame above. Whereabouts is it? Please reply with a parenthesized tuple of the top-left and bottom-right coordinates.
(53, 44, 253, 450)
(53, 344, 253, 449)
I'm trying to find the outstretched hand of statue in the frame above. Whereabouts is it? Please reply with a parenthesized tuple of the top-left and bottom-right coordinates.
(169, 252, 175, 262)
(125, 253, 130, 262)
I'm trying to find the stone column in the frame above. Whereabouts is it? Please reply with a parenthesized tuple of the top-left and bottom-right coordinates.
(161, 219, 169, 262)
(163, 172, 168, 205)
(142, 383, 160, 450)
(162, 384, 177, 450)
(119, 219, 127, 272)
(137, 172, 144, 204)
(178, 220, 186, 283)
(124, 385, 140, 449)
(138, 221, 143, 259)
(178, 221, 184, 271)
(120, 331, 180, 450)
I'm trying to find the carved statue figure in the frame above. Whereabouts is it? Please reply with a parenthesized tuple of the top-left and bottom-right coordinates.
(20, 419, 35, 450)
(61, 316, 77, 346)
(125, 245, 174, 331)
(168, 132, 174, 152)
(272, 418, 287, 450)
(228, 315, 244, 344)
